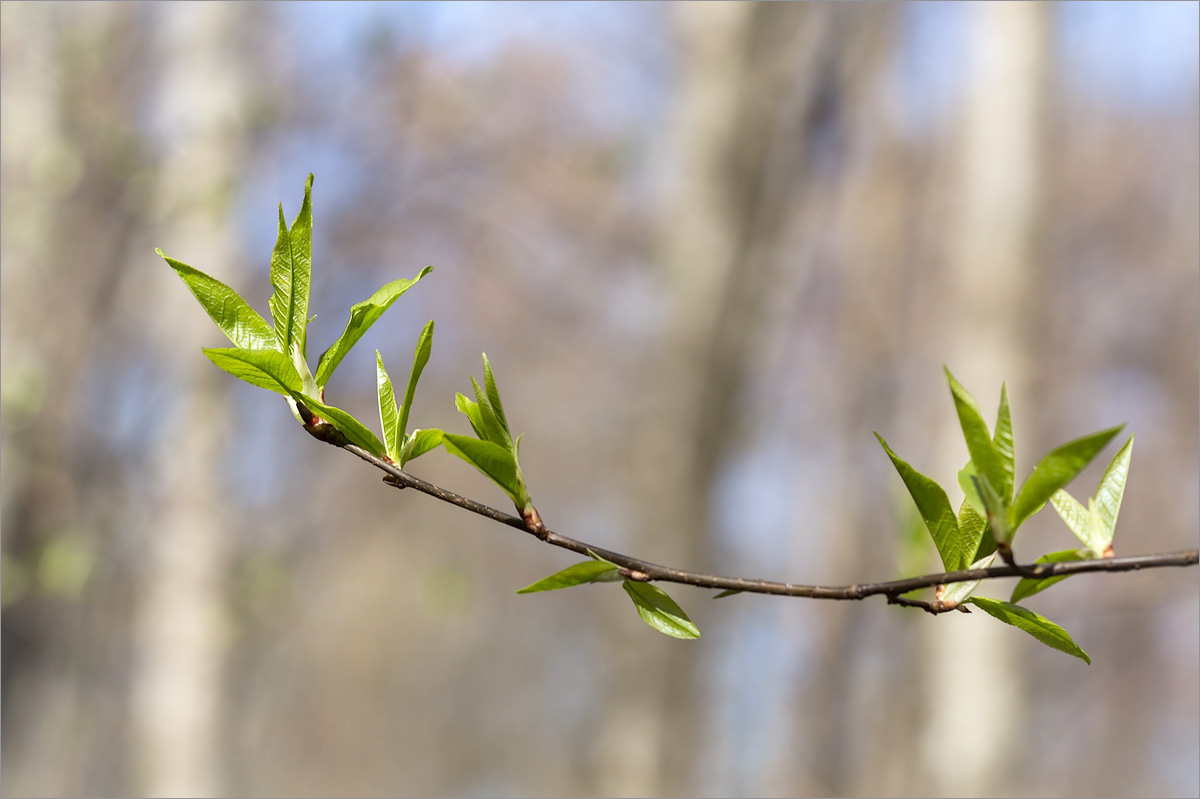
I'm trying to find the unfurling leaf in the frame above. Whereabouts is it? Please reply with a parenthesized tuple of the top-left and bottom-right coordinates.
(399, 320, 435, 440)
(1010, 549, 1094, 603)
(269, 173, 313, 358)
(623, 580, 700, 639)
(946, 368, 1011, 503)
(400, 428, 444, 467)
(377, 350, 401, 461)
(442, 433, 530, 510)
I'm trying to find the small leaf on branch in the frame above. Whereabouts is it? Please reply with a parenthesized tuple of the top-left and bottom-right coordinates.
(876, 433, 967, 571)
(713, 589, 743, 599)
(398, 320, 435, 440)
(294, 392, 387, 457)
(314, 265, 433, 389)
(967, 596, 1091, 664)
(1011, 425, 1124, 532)
(442, 433, 530, 510)
(269, 173, 313, 359)
(377, 350, 401, 461)
(623, 580, 701, 639)
(946, 368, 1010, 503)
(516, 560, 621, 593)
(400, 428, 444, 467)
(203, 347, 303, 396)
(159, 251, 279, 351)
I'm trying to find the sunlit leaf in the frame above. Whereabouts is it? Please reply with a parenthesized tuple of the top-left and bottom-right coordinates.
(993, 383, 1015, 502)
(455, 393, 486, 440)
(516, 560, 621, 593)
(1093, 436, 1133, 539)
(945, 368, 1010, 503)
(442, 433, 530, 509)
(1050, 489, 1093, 549)
(269, 174, 313, 357)
(1011, 425, 1124, 532)
(876, 433, 967, 571)
(398, 320, 434, 441)
(471, 374, 511, 449)
(623, 580, 700, 639)
(482, 352, 510, 437)
(314, 266, 433, 388)
(159, 251, 278, 351)
(400, 428, 444, 466)
(377, 350, 401, 461)
(203, 347, 302, 395)
(967, 596, 1091, 664)
(1010, 549, 1093, 603)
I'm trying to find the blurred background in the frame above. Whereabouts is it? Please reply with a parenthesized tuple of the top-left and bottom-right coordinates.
(2, 2, 1197, 796)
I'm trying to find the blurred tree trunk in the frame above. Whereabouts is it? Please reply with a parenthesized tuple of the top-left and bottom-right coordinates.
(917, 3, 1050, 794)
(594, 4, 831, 794)
(130, 4, 251, 795)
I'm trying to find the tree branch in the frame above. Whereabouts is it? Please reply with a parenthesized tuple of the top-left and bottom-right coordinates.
(339, 442, 1198, 608)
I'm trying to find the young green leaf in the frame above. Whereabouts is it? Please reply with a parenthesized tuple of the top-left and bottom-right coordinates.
(159, 251, 279, 351)
(958, 462, 986, 519)
(516, 560, 621, 593)
(959, 500, 996, 562)
(470, 375, 511, 449)
(269, 173, 313, 358)
(400, 428, 445, 467)
(967, 596, 1091, 664)
(293, 392, 387, 457)
(398, 320, 435, 441)
(971, 472, 1011, 544)
(454, 393, 486, 440)
(876, 433, 967, 571)
(314, 266, 434, 389)
(941, 551, 997, 604)
(945, 368, 1010, 502)
(1010, 549, 1093, 603)
(1010, 425, 1124, 532)
(1050, 489, 1101, 553)
(203, 347, 303, 396)
(993, 383, 1015, 502)
(376, 350, 401, 461)
(713, 589, 743, 599)
(623, 580, 701, 639)
(442, 433, 531, 509)
(481, 352, 510, 437)
(1093, 436, 1133, 538)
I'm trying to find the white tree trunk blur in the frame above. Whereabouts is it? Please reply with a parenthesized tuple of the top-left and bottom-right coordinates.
(131, 4, 250, 795)
(919, 3, 1050, 794)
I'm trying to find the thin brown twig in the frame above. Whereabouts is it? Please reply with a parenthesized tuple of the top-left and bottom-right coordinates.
(336, 442, 1198, 610)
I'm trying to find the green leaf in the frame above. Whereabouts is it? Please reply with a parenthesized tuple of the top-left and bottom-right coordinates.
(971, 471, 1011, 544)
(958, 462, 987, 519)
(1010, 549, 1093, 603)
(1050, 489, 1098, 552)
(159, 251, 279, 351)
(959, 501, 996, 562)
(294, 392, 386, 456)
(400, 428, 444, 466)
(1011, 425, 1124, 532)
(967, 596, 1091, 664)
(454, 393, 486, 440)
(376, 350, 401, 461)
(516, 560, 621, 593)
(622, 580, 701, 639)
(442, 433, 530, 509)
(941, 552, 997, 604)
(398, 320, 434, 441)
(269, 174, 313, 357)
(993, 383, 1015, 502)
(876, 433, 966, 571)
(1093, 436, 1133, 539)
(471, 374, 511, 449)
(481, 352, 511, 438)
(945, 368, 1010, 503)
(314, 266, 433, 389)
(203, 347, 302, 396)
(713, 589, 743, 599)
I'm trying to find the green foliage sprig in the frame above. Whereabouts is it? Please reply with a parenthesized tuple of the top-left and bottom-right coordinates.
(160, 175, 1198, 658)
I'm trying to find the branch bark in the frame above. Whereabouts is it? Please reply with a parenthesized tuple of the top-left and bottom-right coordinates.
(337, 442, 1198, 608)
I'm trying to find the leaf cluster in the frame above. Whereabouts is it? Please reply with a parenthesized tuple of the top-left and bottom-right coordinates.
(876, 369, 1134, 663)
